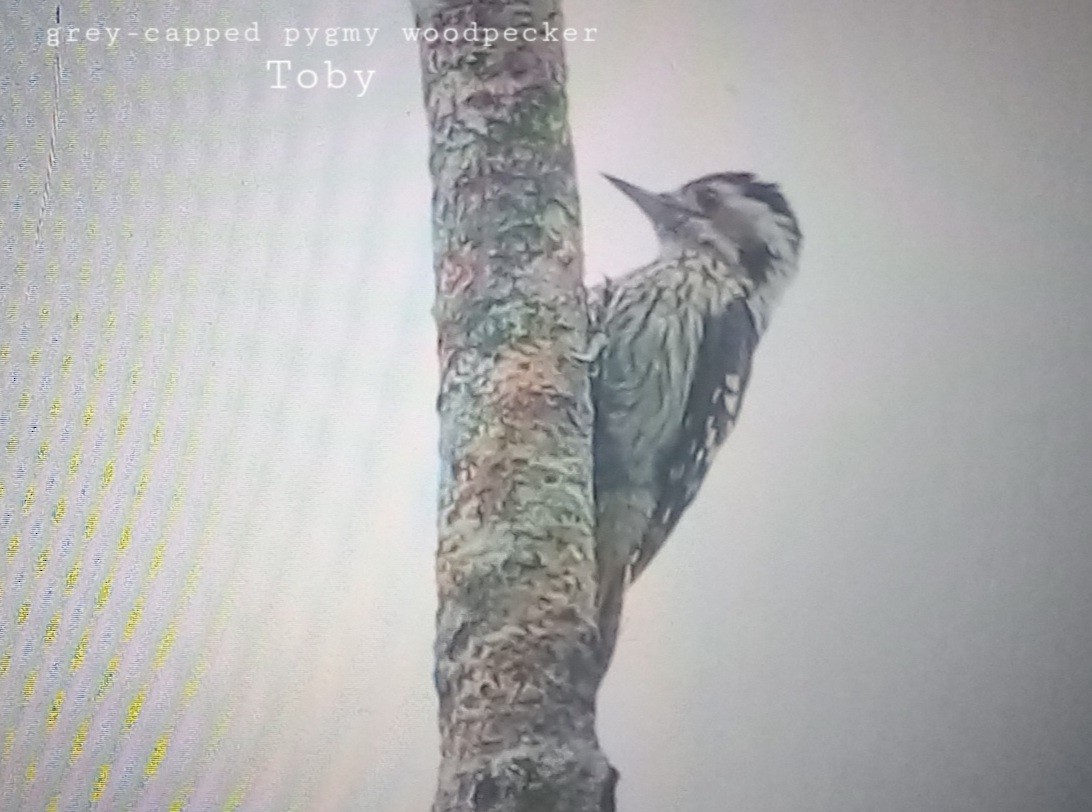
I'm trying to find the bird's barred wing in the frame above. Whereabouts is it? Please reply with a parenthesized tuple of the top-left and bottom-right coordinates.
(629, 298, 760, 582)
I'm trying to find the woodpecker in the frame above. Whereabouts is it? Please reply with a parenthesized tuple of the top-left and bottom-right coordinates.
(591, 171, 802, 666)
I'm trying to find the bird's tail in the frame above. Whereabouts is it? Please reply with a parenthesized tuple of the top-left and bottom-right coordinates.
(594, 489, 654, 668)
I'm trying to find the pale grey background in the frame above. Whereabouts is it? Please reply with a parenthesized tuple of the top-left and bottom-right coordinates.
(1, 0, 1091, 810)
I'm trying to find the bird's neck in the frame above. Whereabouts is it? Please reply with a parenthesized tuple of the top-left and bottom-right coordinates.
(652, 246, 755, 307)
(745, 255, 796, 334)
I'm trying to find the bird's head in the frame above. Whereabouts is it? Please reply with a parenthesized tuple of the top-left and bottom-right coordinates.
(604, 171, 802, 330)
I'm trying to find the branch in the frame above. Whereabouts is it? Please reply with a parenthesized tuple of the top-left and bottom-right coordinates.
(413, 0, 617, 809)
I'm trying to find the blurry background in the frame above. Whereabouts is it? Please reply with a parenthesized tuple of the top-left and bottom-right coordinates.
(2, 0, 1091, 809)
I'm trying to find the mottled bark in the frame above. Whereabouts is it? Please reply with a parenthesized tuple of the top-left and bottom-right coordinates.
(412, 0, 617, 809)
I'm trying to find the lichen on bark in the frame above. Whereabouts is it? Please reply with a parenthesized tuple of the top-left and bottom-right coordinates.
(414, 0, 617, 809)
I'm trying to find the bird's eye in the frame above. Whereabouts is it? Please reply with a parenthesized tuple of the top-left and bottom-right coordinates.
(695, 187, 719, 212)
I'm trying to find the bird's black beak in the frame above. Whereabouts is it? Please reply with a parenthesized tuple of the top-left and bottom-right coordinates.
(602, 173, 694, 228)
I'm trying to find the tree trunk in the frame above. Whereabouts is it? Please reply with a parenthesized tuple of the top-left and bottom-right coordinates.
(412, 0, 618, 809)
